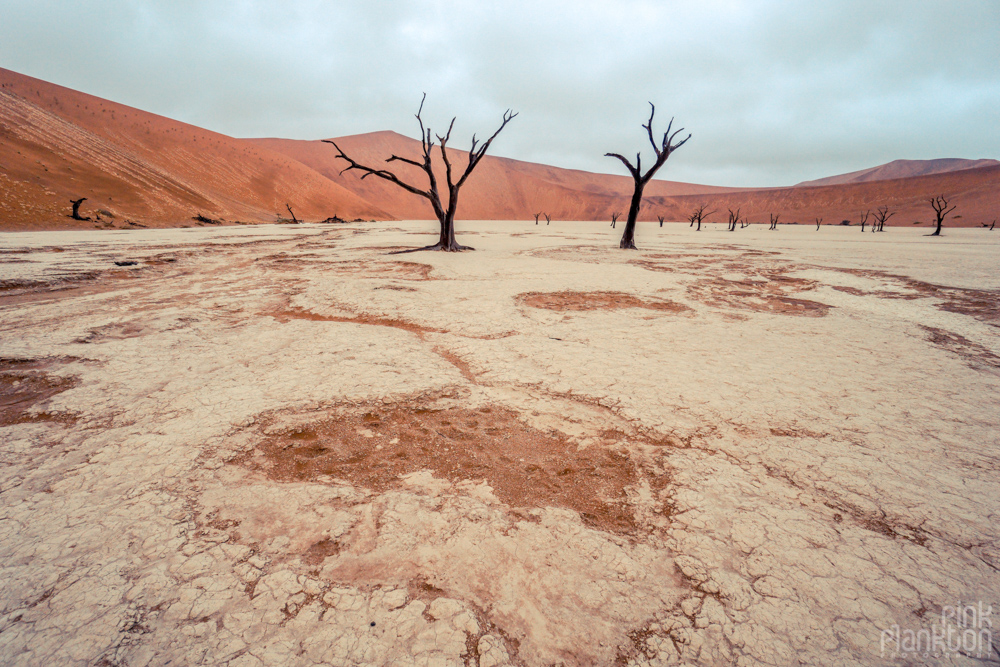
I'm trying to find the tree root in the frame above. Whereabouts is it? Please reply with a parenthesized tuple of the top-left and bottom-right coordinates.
(388, 243, 475, 255)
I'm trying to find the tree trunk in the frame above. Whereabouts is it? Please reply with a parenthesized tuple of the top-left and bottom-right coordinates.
(427, 189, 472, 251)
(436, 204, 463, 250)
(70, 198, 90, 221)
(931, 218, 942, 236)
(620, 186, 644, 249)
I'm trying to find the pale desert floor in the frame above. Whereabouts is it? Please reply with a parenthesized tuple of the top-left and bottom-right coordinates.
(1, 221, 998, 667)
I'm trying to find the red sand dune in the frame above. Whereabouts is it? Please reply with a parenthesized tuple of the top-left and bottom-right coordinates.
(0, 68, 388, 230)
(261, 130, 999, 226)
(796, 158, 1000, 187)
(647, 164, 1000, 226)
(248, 132, 742, 223)
(1, 67, 997, 230)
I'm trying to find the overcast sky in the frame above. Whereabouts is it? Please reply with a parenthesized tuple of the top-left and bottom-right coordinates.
(2, 0, 998, 186)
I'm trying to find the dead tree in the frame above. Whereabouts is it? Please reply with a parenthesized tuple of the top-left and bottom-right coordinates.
(860, 210, 870, 232)
(534, 212, 541, 225)
(657, 215, 664, 228)
(727, 208, 740, 232)
(873, 205, 895, 232)
(769, 214, 779, 231)
(606, 103, 690, 249)
(688, 204, 710, 231)
(928, 195, 955, 237)
(544, 213, 551, 225)
(323, 94, 516, 252)
(69, 198, 90, 221)
(611, 212, 621, 228)
(285, 204, 299, 223)
(816, 217, 823, 231)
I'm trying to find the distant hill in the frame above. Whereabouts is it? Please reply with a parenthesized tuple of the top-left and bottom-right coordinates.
(653, 164, 1000, 226)
(1, 67, 997, 230)
(245, 132, 742, 223)
(796, 159, 1000, 187)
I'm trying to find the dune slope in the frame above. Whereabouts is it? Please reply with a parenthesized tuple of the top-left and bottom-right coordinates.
(0, 68, 389, 230)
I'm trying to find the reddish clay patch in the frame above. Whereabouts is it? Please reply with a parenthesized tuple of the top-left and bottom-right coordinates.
(517, 291, 690, 314)
(0, 359, 77, 426)
(687, 277, 831, 317)
(244, 404, 669, 535)
(269, 258, 434, 281)
(835, 268, 1000, 325)
(922, 326, 1000, 371)
(269, 308, 447, 337)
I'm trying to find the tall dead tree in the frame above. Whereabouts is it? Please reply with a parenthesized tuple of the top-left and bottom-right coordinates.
(606, 104, 690, 249)
(323, 94, 516, 252)
(928, 195, 955, 237)
(873, 206, 895, 232)
(860, 210, 870, 232)
(688, 204, 711, 231)
(69, 198, 90, 221)
(611, 212, 621, 228)
(534, 212, 541, 225)
(544, 213, 551, 225)
(727, 208, 740, 232)
(285, 204, 299, 223)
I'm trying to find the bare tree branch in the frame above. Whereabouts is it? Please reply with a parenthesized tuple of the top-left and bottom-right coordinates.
(604, 153, 640, 179)
(322, 94, 515, 251)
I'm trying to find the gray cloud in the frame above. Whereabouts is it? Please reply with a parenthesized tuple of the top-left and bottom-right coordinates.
(1, 0, 997, 185)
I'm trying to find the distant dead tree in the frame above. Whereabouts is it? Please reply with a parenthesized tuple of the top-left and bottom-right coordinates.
(873, 205, 895, 232)
(657, 215, 664, 228)
(688, 204, 711, 231)
(324, 94, 517, 252)
(928, 195, 955, 237)
(727, 208, 740, 232)
(611, 212, 621, 228)
(859, 209, 870, 232)
(69, 198, 90, 221)
(285, 204, 299, 223)
(815, 217, 823, 231)
(544, 213, 551, 225)
(534, 212, 541, 225)
(769, 213, 779, 231)
(606, 103, 690, 249)
(740, 217, 749, 229)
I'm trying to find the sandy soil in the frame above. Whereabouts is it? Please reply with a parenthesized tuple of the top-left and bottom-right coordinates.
(1, 221, 998, 666)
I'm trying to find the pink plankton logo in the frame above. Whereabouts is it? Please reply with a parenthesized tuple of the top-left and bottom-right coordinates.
(880, 602, 993, 659)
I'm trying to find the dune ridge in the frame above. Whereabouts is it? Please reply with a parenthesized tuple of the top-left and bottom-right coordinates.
(1, 67, 997, 230)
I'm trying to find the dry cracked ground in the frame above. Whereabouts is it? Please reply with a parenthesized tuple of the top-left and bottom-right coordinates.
(1, 221, 998, 666)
